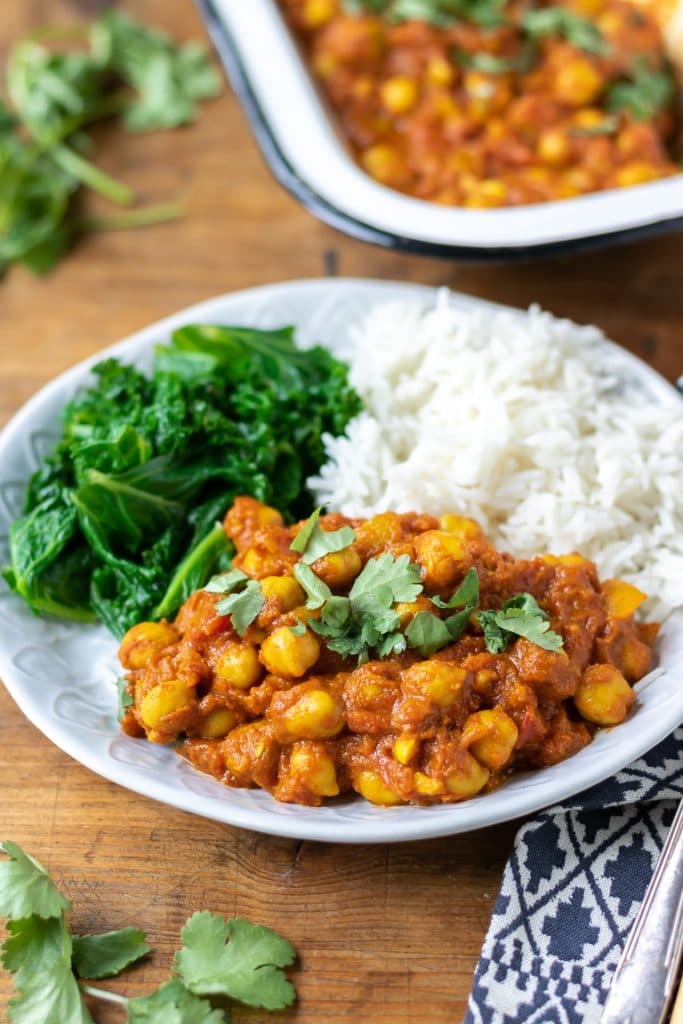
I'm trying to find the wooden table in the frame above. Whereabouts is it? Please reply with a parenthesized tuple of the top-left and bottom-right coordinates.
(1, 3, 682, 1022)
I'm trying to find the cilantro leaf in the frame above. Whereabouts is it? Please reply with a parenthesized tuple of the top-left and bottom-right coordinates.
(405, 611, 453, 656)
(0, 844, 71, 920)
(455, 44, 536, 75)
(345, 0, 507, 28)
(478, 593, 564, 653)
(115, 677, 134, 722)
(290, 508, 356, 565)
(2, 917, 64, 984)
(293, 562, 333, 609)
(477, 609, 509, 654)
(72, 928, 150, 980)
(607, 59, 674, 121)
(5, 915, 93, 1024)
(215, 580, 264, 636)
(349, 553, 422, 610)
(430, 567, 479, 610)
(174, 911, 296, 1010)
(288, 619, 307, 636)
(128, 978, 225, 1024)
(522, 7, 609, 55)
(203, 568, 247, 594)
(94, 11, 222, 132)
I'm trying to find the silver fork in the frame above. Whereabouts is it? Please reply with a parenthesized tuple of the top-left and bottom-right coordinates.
(600, 798, 683, 1024)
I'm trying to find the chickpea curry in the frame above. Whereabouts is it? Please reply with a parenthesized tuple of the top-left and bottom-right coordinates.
(118, 497, 658, 808)
(279, 0, 680, 207)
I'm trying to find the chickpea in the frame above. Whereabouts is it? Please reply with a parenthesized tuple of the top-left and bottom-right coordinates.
(119, 621, 178, 670)
(615, 163, 659, 188)
(260, 575, 306, 612)
(289, 742, 340, 797)
(355, 770, 404, 806)
(574, 664, 635, 726)
(311, 546, 362, 591)
(302, 0, 336, 29)
(394, 595, 433, 628)
(402, 661, 468, 709)
(439, 514, 483, 541)
(393, 733, 420, 765)
(620, 638, 653, 682)
(260, 626, 321, 678)
(361, 144, 411, 188)
(445, 751, 490, 799)
(537, 130, 571, 167)
(414, 530, 468, 590)
(554, 60, 603, 106)
(380, 75, 419, 115)
(462, 709, 519, 770)
(601, 579, 647, 619)
(414, 772, 444, 797)
(463, 180, 508, 208)
(140, 679, 195, 732)
(200, 708, 238, 739)
(426, 56, 454, 86)
(280, 689, 345, 740)
(214, 642, 263, 690)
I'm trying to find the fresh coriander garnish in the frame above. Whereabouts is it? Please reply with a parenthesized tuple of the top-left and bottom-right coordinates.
(343, 0, 507, 28)
(203, 568, 249, 594)
(0, 842, 297, 1022)
(290, 508, 356, 565)
(294, 562, 334, 609)
(478, 592, 563, 653)
(115, 678, 135, 722)
(455, 44, 536, 75)
(406, 566, 479, 654)
(607, 58, 675, 121)
(521, 6, 609, 55)
(216, 579, 265, 635)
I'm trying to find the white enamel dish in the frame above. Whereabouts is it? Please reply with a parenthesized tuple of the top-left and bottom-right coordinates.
(1, 279, 682, 843)
(197, 0, 683, 260)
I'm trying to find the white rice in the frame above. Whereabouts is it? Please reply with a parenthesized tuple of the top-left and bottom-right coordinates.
(309, 292, 683, 619)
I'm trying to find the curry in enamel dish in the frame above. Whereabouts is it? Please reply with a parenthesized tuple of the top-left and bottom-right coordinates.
(118, 497, 657, 807)
(278, 0, 680, 207)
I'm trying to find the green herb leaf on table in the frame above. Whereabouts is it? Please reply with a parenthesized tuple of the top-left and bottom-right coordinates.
(521, 7, 609, 55)
(0, 844, 71, 921)
(174, 911, 296, 1011)
(72, 928, 150, 980)
(290, 508, 356, 564)
(216, 580, 265, 636)
(1, 917, 65, 982)
(8, 942, 94, 1024)
(607, 58, 674, 121)
(128, 979, 226, 1024)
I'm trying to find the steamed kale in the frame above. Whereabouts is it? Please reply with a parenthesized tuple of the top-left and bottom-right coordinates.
(3, 326, 361, 638)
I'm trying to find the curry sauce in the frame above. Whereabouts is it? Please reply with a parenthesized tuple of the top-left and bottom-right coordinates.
(118, 498, 657, 808)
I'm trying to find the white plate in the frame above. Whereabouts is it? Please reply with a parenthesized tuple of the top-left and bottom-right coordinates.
(1, 279, 682, 844)
(198, 0, 683, 258)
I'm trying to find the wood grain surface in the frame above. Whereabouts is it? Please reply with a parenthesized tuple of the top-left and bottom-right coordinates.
(1, 2, 683, 1022)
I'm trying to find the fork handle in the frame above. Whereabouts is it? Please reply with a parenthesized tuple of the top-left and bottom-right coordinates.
(600, 799, 683, 1024)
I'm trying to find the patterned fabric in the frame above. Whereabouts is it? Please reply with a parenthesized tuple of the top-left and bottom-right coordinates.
(465, 727, 683, 1024)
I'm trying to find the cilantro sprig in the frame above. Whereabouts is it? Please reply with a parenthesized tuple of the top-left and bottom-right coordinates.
(477, 593, 564, 654)
(288, 512, 564, 662)
(607, 58, 675, 121)
(0, 842, 297, 1023)
(343, 0, 508, 28)
(521, 7, 609, 55)
(0, 9, 220, 276)
(210, 572, 265, 636)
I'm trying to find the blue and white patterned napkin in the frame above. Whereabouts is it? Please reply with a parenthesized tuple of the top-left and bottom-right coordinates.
(465, 727, 683, 1024)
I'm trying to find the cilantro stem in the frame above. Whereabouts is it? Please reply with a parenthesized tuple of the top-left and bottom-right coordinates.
(77, 199, 185, 234)
(52, 143, 135, 206)
(80, 983, 129, 1007)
